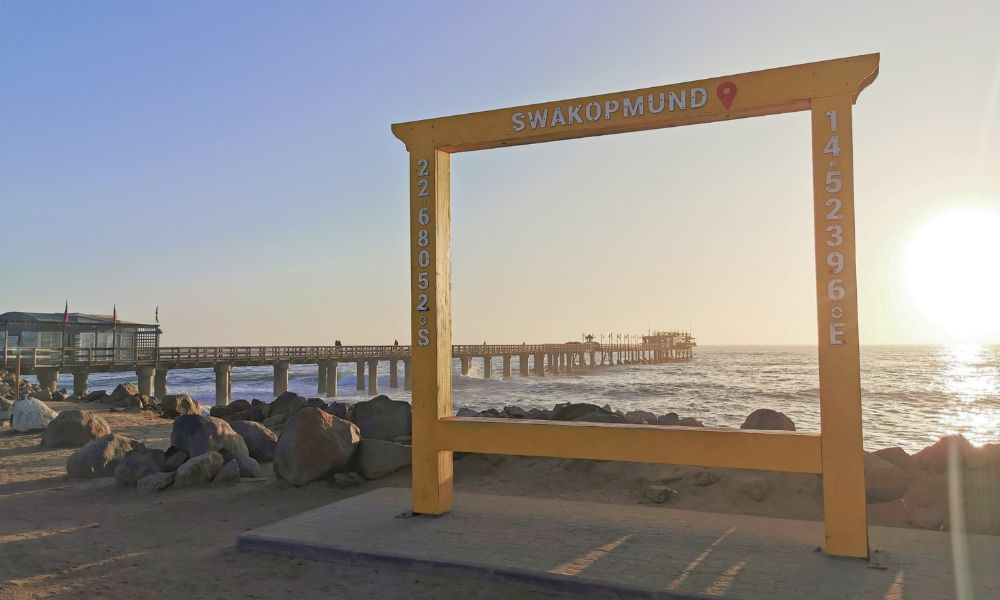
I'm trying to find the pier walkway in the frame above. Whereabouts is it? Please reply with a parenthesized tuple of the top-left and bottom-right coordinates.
(3, 338, 694, 405)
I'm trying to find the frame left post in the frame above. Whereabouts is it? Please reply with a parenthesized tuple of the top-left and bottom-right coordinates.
(409, 146, 454, 515)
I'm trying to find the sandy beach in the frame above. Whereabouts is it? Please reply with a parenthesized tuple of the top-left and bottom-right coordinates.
(3, 398, 998, 599)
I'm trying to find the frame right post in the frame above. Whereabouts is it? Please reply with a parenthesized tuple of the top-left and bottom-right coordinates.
(811, 94, 869, 558)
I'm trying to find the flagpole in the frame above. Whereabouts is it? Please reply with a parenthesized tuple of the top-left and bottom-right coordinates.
(15, 346, 21, 400)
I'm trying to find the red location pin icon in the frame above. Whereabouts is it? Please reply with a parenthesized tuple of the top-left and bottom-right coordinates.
(717, 81, 737, 109)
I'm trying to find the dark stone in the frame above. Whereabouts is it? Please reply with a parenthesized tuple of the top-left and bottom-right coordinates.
(229, 420, 278, 462)
(114, 448, 166, 487)
(864, 452, 911, 503)
(741, 409, 796, 431)
(274, 407, 360, 486)
(163, 446, 189, 472)
(526, 408, 552, 420)
(913, 435, 976, 473)
(174, 451, 223, 487)
(503, 405, 527, 418)
(478, 408, 503, 418)
(657, 413, 680, 426)
(356, 439, 412, 479)
(325, 401, 350, 419)
(161, 394, 202, 418)
(230, 404, 266, 423)
(270, 391, 307, 418)
(41, 410, 111, 448)
(83, 390, 108, 403)
(66, 434, 144, 479)
(212, 459, 240, 484)
(108, 383, 139, 403)
(873, 446, 919, 475)
(306, 398, 327, 409)
(455, 407, 479, 417)
(677, 417, 704, 427)
(170, 414, 250, 459)
(350, 395, 411, 441)
(552, 402, 624, 423)
(137, 471, 175, 494)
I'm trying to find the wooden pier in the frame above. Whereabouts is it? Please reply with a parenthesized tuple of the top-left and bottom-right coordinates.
(2, 335, 695, 405)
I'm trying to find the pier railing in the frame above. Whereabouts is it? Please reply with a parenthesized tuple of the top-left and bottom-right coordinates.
(0, 341, 694, 371)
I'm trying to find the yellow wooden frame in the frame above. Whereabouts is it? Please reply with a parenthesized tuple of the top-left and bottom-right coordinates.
(393, 54, 879, 558)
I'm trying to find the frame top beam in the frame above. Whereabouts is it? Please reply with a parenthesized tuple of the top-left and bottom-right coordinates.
(392, 54, 878, 152)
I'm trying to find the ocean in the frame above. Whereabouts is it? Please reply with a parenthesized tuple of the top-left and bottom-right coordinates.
(45, 345, 1000, 453)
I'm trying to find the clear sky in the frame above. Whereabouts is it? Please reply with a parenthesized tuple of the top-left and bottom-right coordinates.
(1, 1, 998, 346)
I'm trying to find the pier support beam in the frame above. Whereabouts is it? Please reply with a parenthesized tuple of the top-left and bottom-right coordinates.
(273, 361, 289, 397)
(519, 354, 529, 376)
(154, 369, 167, 399)
(402, 359, 411, 391)
(214, 364, 232, 406)
(551, 354, 559, 374)
(136, 365, 155, 397)
(36, 368, 59, 394)
(73, 371, 89, 397)
(317, 362, 328, 395)
(390, 360, 399, 388)
(356, 361, 365, 390)
(367, 359, 379, 395)
(534, 353, 545, 376)
(326, 360, 338, 397)
(565, 353, 573, 374)
(483, 356, 492, 379)
(460, 356, 470, 376)
(502, 355, 511, 378)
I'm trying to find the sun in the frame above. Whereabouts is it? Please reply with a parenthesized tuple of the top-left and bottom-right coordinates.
(904, 207, 1000, 340)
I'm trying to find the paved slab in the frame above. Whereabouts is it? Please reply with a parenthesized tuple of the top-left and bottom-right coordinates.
(237, 487, 1000, 599)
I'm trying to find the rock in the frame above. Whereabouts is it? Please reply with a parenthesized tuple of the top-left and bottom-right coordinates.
(209, 405, 230, 418)
(677, 417, 704, 427)
(526, 408, 552, 420)
(864, 452, 910, 502)
(270, 392, 307, 419)
(41, 410, 111, 447)
(574, 411, 626, 423)
(137, 471, 175, 494)
(657, 413, 680, 426)
(212, 459, 240, 484)
(163, 446, 189, 472)
(356, 439, 412, 479)
(873, 446, 919, 476)
(479, 408, 503, 418)
(170, 415, 250, 460)
(161, 394, 202, 418)
(624, 410, 658, 425)
(11, 397, 58, 432)
(325, 402, 349, 419)
(691, 470, 720, 487)
(220, 448, 262, 478)
(868, 498, 913, 528)
(229, 420, 278, 462)
(66, 434, 144, 478)
(503, 405, 527, 418)
(740, 409, 796, 431)
(230, 404, 267, 423)
(455, 407, 479, 417)
(332, 472, 361, 488)
(114, 448, 166, 487)
(251, 399, 271, 418)
(737, 476, 768, 502)
(350, 395, 411, 441)
(306, 398, 327, 409)
(51, 390, 66, 402)
(108, 383, 139, 403)
(83, 390, 108, 403)
(0, 397, 13, 422)
(274, 407, 360, 486)
(30, 389, 52, 402)
(913, 434, 976, 473)
(552, 402, 605, 421)
(174, 451, 224, 487)
(644, 485, 678, 504)
(552, 402, 624, 423)
(263, 410, 287, 428)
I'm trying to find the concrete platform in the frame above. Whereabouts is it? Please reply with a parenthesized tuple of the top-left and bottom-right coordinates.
(237, 487, 1000, 599)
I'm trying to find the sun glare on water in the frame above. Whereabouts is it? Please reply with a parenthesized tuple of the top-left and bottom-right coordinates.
(905, 207, 1000, 340)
